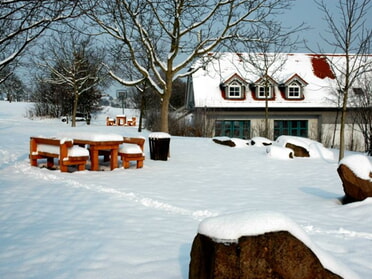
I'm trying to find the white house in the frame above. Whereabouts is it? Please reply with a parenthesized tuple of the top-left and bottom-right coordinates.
(185, 52, 371, 151)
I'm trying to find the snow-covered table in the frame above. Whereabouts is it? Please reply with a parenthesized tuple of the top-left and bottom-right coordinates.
(69, 133, 124, 171)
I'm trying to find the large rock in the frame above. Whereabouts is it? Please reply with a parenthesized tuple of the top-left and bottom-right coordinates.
(285, 142, 310, 157)
(212, 137, 236, 147)
(337, 164, 372, 202)
(189, 231, 342, 279)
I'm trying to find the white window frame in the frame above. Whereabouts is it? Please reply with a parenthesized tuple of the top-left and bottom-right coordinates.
(227, 81, 242, 99)
(257, 85, 272, 99)
(286, 81, 303, 99)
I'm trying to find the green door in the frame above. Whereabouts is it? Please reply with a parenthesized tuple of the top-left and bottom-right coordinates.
(274, 120, 308, 139)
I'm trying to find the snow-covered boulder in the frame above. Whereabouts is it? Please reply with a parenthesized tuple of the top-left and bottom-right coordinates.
(190, 212, 356, 279)
(337, 154, 372, 203)
(250, 137, 272, 147)
(275, 136, 334, 160)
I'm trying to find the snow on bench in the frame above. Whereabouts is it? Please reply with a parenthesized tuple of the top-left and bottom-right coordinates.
(30, 137, 89, 172)
(118, 137, 145, 169)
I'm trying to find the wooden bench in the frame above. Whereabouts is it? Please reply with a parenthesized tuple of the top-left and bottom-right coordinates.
(126, 117, 137, 126)
(30, 137, 89, 172)
(119, 137, 145, 169)
(106, 117, 116, 126)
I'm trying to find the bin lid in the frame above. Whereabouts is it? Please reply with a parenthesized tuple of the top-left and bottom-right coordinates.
(149, 132, 171, 139)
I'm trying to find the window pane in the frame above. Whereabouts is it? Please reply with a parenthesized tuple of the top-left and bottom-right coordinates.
(224, 122, 232, 137)
(288, 86, 300, 98)
(228, 85, 241, 98)
(233, 121, 241, 137)
(215, 121, 222, 136)
(214, 120, 250, 139)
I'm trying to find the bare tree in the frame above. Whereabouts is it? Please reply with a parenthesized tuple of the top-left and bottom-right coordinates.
(35, 31, 107, 127)
(315, 0, 372, 160)
(238, 23, 303, 138)
(0, 0, 80, 83)
(83, 0, 294, 133)
(0, 67, 27, 102)
(350, 76, 372, 155)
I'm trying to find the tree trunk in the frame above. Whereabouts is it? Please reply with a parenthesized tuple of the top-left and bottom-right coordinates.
(71, 86, 78, 128)
(138, 92, 145, 133)
(338, 91, 348, 161)
(160, 71, 174, 133)
(265, 97, 269, 138)
(160, 94, 170, 133)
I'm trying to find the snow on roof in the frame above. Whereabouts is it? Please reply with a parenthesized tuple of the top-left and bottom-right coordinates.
(190, 53, 370, 109)
(198, 211, 360, 279)
(339, 154, 372, 181)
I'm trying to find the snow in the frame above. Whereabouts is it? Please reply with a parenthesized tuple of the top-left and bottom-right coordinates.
(119, 144, 143, 154)
(149, 132, 171, 139)
(340, 154, 372, 181)
(1, 101, 372, 278)
(60, 131, 124, 142)
(250, 136, 273, 147)
(266, 145, 294, 159)
(67, 145, 90, 158)
(36, 143, 89, 158)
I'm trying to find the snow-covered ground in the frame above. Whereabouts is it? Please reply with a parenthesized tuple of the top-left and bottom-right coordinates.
(0, 101, 371, 279)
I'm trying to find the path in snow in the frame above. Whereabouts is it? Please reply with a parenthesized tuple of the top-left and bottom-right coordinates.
(18, 162, 217, 221)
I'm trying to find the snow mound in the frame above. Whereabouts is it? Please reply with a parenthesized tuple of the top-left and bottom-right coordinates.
(231, 138, 250, 148)
(275, 135, 334, 160)
(198, 211, 360, 279)
(340, 154, 372, 181)
(250, 137, 272, 147)
(266, 145, 294, 159)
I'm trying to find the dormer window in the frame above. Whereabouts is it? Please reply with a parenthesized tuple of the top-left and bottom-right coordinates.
(253, 75, 277, 100)
(220, 73, 247, 100)
(228, 81, 243, 98)
(287, 81, 301, 99)
(257, 85, 273, 99)
(283, 74, 307, 100)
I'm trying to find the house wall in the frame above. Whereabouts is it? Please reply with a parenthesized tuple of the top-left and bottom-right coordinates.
(193, 108, 366, 152)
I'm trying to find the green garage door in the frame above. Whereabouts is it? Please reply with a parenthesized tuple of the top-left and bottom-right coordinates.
(215, 120, 250, 139)
(274, 120, 308, 139)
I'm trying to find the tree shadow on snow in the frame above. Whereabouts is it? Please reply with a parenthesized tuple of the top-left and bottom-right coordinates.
(300, 186, 343, 203)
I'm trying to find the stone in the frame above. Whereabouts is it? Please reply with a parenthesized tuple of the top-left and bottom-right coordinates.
(285, 142, 310, 157)
(337, 164, 372, 202)
(189, 231, 342, 279)
(212, 138, 236, 147)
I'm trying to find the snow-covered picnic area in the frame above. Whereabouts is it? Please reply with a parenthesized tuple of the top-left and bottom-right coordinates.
(0, 101, 371, 278)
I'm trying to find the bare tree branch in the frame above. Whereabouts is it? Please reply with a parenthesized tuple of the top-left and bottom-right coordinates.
(83, 0, 294, 132)
(315, 0, 372, 160)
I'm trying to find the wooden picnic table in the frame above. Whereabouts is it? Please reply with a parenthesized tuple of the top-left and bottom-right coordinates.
(70, 133, 124, 171)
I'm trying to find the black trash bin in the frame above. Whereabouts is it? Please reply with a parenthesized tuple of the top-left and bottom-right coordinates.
(148, 132, 171, 161)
